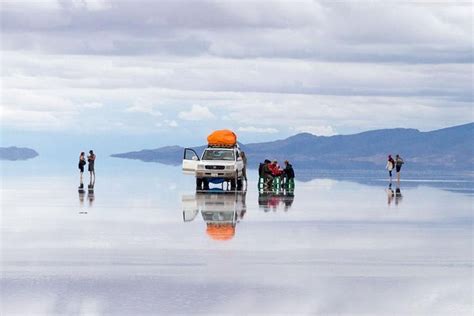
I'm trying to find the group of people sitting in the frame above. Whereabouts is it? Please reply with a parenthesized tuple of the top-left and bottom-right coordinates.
(259, 159, 295, 188)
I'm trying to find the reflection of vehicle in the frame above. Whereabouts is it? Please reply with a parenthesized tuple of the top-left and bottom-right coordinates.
(182, 130, 245, 190)
(258, 189, 294, 212)
(182, 189, 247, 241)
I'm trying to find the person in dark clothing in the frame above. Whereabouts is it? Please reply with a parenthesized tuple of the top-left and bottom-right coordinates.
(259, 162, 265, 178)
(87, 150, 96, 187)
(395, 154, 404, 182)
(262, 159, 273, 188)
(283, 160, 295, 187)
(78, 152, 86, 188)
(241, 151, 248, 184)
(283, 160, 295, 178)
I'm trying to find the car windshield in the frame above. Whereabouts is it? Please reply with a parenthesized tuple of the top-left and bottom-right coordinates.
(202, 149, 235, 161)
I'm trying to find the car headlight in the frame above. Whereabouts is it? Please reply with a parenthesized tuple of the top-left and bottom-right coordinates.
(197, 164, 205, 170)
(225, 166, 234, 170)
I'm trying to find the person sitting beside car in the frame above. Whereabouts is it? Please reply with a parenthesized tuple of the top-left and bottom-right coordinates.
(269, 160, 283, 176)
(262, 159, 274, 187)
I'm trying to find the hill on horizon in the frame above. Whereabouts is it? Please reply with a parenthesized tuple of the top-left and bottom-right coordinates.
(0, 146, 39, 161)
(111, 122, 474, 171)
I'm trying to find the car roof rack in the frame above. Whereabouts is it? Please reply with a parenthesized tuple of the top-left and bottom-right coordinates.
(207, 144, 237, 148)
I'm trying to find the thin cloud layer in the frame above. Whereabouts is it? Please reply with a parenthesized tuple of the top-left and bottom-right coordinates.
(0, 0, 472, 145)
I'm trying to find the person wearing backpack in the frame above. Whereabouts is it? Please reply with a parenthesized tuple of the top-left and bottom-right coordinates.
(395, 154, 404, 182)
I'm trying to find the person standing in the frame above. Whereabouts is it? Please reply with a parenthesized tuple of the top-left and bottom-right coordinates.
(78, 152, 86, 187)
(385, 155, 395, 181)
(395, 154, 404, 182)
(87, 150, 96, 187)
(283, 160, 295, 187)
(241, 151, 248, 184)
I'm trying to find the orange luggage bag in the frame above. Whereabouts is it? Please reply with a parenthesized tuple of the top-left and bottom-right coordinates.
(207, 129, 237, 147)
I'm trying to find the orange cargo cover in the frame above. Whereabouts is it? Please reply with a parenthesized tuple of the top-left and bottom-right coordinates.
(207, 129, 237, 146)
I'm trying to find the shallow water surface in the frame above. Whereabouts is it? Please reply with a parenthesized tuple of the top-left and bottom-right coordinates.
(1, 158, 473, 315)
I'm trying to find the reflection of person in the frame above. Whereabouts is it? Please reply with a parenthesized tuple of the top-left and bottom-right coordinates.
(283, 190, 294, 212)
(395, 185, 403, 205)
(386, 183, 394, 205)
(258, 189, 295, 212)
(395, 154, 404, 182)
(87, 150, 96, 187)
(239, 190, 247, 220)
(386, 155, 395, 182)
(78, 188, 85, 205)
(258, 191, 271, 212)
(88, 190, 95, 207)
(78, 152, 86, 184)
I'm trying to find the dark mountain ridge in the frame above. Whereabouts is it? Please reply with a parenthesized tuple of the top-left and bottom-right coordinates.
(111, 123, 474, 170)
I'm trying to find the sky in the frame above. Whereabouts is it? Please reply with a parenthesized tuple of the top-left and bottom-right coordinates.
(0, 0, 473, 155)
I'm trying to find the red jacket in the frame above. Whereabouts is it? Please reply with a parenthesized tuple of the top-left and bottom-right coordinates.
(269, 163, 282, 176)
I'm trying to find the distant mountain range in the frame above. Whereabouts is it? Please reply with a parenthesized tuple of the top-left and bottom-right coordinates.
(0, 146, 39, 161)
(111, 123, 474, 171)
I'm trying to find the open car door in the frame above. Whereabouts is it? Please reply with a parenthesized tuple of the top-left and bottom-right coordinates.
(182, 148, 200, 175)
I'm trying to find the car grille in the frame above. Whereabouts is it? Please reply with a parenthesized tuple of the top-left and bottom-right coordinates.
(205, 165, 225, 170)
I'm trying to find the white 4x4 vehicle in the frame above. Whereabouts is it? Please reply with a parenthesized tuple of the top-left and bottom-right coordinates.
(182, 145, 245, 190)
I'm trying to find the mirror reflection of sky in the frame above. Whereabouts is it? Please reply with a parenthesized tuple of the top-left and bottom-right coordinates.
(1, 158, 473, 315)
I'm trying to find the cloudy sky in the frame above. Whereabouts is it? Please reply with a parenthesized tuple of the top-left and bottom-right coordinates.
(1, 0, 472, 153)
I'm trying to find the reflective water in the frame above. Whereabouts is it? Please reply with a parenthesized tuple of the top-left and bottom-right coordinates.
(1, 158, 473, 315)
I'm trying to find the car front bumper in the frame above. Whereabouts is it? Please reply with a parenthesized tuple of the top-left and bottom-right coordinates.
(196, 170, 237, 179)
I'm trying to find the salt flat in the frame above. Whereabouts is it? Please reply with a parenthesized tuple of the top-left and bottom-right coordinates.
(1, 158, 472, 315)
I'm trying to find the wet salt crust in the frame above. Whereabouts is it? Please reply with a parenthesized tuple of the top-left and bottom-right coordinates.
(1, 158, 472, 315)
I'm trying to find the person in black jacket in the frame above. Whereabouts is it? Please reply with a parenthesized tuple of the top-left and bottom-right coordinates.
(283, 160, 295, 187)
(78, 152, 86, 186)
(87, 150, 96, 188)
(261, 159, 273, 188)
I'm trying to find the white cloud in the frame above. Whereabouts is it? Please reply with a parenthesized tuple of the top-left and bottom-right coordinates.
(167, 120, 178, 127)
(178, 105, 216, 121)
(0, 1, 472, 140)
(82, 0, 111, 11)
(293, 125, 336, 136)
(82, 102, 103, 109)
(238, 126, 278, 134)
(1, 107, 77, 131)
(156, 120, 179, 128)
(125, 99, 162, 117)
